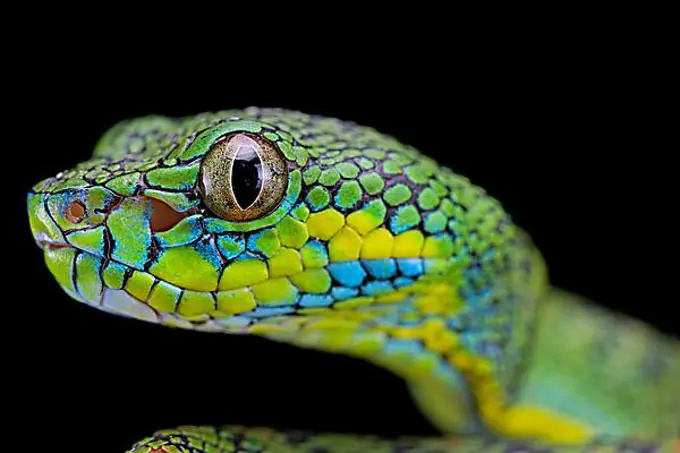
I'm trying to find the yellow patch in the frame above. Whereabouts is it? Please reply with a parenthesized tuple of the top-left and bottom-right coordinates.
(248, 324, 292, 335)
(268, 248, 303, 278)
(276, 216, 309, 249)
(298, 307, 332, 316)
(250, 277, 298, 305)
(390, 326, 419, 339)
(333, 296, 375, 309)
(427, 329, 459, 353)
(487, 405, 594, 444)
(374, 292, 409, 304)
(346, 209, 382, 235)
(422, 236, 454, 258)
(125, 271, 155, 301)
(345, 330, 387, 356)
(414, 293, 462, 315)
(360, 228, 394, 259)
(178, 290, 215, 317)
(301, 329, 355, 351)
(392, 230, 425, 257)
(437, 345, 594, 444)
(289, 269, 332, 293)
(329, 226, 362, 261)
(387, 319, 445, 340)
(215, 288, 256, 314)
(147, 281, 180, 313)
(151, 246, 219, 291)
(307, 209, 345, 240)
(219, 259, 269, 290)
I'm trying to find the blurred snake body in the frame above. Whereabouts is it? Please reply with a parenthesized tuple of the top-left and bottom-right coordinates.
(28, 108, 680, 452)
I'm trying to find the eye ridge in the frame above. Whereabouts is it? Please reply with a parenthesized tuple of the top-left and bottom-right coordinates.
(199, 132, 289, 222)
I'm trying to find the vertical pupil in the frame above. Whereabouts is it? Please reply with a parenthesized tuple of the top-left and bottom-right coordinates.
(231, 137, 263, 210)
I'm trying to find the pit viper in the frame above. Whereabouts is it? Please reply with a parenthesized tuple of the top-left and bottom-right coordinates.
(27, 108, 680, 452)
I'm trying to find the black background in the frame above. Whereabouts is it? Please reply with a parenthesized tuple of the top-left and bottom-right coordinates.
(10, 38, 676, 453)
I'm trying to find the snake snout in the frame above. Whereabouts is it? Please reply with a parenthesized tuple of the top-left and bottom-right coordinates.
(27, 192, 68, 250)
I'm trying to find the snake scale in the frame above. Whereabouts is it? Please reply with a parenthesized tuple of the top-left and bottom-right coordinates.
(27, 108, 680, 452)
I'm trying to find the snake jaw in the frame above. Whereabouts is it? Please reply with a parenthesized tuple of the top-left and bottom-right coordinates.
(99, 288, 161, 323)
(33, 231, 72, 251)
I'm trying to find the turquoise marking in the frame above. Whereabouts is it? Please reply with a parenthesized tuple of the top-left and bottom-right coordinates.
(234, 251, 259, 262)
(355, 199, 386, 222)
(389, 205, 421, 234)
(216, 233, 246, 259)
(299, 294, 334, 308)
(362, 258, 397, 279)
(384, 338, 422, 356)
(107, 198, 152, 270)
(394, 277, 415, 288)
(327, 262, 366, 288)
(45, 190, 88, 231)
(193, 239, 223, 269)
(424, 258, 447, 273)
(331, 287, 359, 300)
(362, 280, 394, 296)
(246, 229, 280, 258)
(334, 180, 362, 210)
(301, 240, 328, 264)
(214, 316, 251, 328)
(397, 258, 424, 277)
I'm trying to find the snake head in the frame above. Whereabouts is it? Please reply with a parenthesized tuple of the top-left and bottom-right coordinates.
(27, 108, 524, 335)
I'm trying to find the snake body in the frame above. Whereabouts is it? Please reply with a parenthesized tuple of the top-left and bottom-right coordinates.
(27, 108, 679, 452)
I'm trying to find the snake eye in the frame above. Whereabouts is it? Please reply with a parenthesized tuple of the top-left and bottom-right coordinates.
(199, 133, 289, 222)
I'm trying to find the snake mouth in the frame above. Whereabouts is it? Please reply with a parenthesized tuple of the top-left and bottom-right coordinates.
(34, 232, 73, 251)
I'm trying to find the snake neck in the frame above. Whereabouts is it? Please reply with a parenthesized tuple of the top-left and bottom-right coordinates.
(249, 216, 551, 437)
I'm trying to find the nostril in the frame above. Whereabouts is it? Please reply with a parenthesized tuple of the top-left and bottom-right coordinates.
(65, 201, 86, 223)
(149, 198, 187, 233)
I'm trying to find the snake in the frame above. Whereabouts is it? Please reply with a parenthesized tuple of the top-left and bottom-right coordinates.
(27, 108, 680, 452)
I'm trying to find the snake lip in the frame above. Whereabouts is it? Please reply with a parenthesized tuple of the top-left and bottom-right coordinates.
(34, 233, 71, 251)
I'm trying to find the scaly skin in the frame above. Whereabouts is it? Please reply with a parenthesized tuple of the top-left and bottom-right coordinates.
(27, 108, 680, 452)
